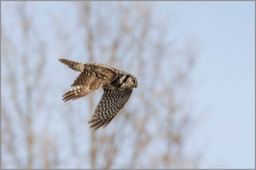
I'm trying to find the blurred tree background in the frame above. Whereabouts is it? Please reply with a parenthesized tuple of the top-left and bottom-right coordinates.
(1, 2, 199, 169)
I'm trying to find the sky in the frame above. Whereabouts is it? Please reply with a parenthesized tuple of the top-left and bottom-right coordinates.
(1, 1, 255, 169)
(154, 1, 255, 168)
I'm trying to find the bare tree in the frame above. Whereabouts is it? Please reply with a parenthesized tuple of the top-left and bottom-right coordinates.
(1, 3, 60, 169)
(1, 2, 199, 169)
(60, 2, 199, 168)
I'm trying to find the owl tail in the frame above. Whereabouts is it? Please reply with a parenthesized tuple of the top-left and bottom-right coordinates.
(59, 58, 85, 72)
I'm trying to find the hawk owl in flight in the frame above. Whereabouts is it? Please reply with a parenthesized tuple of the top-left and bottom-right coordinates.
(59, 58, 138, 130)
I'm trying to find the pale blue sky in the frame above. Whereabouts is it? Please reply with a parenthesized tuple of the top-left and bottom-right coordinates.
(154, 2, 255, 168)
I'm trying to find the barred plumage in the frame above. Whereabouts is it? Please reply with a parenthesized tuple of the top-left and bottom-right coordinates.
(59, 58, 138, 130)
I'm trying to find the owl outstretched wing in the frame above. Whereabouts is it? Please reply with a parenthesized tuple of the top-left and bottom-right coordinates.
(62, 64, 117, 102)
(88, 87, 133, 130)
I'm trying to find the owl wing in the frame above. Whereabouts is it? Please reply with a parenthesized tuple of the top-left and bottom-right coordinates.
(88, 87, 133, 130)
(62, 64, 117, 102)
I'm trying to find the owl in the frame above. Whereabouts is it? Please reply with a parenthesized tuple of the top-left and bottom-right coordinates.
(59, 58, 138, 130)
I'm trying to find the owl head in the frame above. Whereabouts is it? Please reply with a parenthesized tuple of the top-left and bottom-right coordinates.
(119, 74, 138, 89)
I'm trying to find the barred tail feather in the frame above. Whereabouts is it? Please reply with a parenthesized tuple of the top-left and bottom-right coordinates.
(59, 58, 85, 72)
